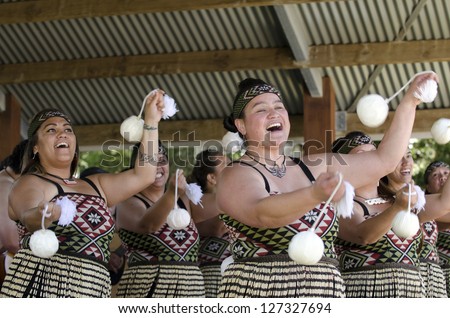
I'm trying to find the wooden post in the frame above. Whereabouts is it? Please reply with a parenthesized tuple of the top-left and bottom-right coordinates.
(0, 93, 21, 161)
(303, 77, 335, 155)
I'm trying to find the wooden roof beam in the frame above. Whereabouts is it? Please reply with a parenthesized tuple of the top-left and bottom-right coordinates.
(0, 0, 353, 25)
(1, 40, 450, 85)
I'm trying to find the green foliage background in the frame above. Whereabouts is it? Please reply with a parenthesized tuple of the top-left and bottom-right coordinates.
(411, 138, 450, 188)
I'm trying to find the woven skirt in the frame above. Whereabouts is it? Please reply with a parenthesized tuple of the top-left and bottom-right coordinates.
(218, 255, 345, 298)
(116, 261, 205, 298)
(200, 262, 221, 298)
(419, 261, 447, 298)
(342, 263, 424, 298)
(442, 265, 450, 297)
(0, 249, 111, 298)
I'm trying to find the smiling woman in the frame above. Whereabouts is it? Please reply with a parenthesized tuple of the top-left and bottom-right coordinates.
(0, 91, 164, 298)
(216, 73, 438, 298)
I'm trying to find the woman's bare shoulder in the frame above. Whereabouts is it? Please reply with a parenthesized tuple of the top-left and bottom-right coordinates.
(10, 174, 52, 195)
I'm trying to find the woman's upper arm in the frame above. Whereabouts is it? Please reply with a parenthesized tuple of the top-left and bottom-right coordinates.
(9, 176, 46, 220)
(115, 197, 147, 233)
(191, 193, 218, 223)
(216, 165, 269, 224)
(337, 204, 366, 242)
(328, 152, 386, 189)
(421, 193, 450, 223)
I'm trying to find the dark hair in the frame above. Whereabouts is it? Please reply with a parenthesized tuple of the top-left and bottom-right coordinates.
(423, 161, 449, 186)
(129, 141, 167, 169)
(188, 149, 224, 192)
(223, 114, 239, 133)
(0, 139, 28, 173)
(377, 175, 394, 198)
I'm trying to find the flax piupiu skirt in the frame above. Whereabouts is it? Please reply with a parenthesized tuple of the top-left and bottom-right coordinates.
(342, 263, 424, 298)
(199, 262, 222, 298)
(0, 249, 111, 298)
(419, 260, 447, 298)
(218, 254, 345, 298)
(116, 261, 205, 298)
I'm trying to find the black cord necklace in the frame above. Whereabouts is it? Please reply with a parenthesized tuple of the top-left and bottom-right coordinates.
(46, 172, 77, 185)
(246, 153, 287, 178)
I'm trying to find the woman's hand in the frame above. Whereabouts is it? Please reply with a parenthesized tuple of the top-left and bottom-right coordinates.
(403, 72, 439, 106)
(35, 200, 61, 230)
(312, 172, 345, 203)
(393, 183, 417, 211)
(144, 89, 164, 125)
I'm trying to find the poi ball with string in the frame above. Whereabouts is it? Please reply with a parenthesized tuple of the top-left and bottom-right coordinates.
(288, 230, 324, 265)
(120, 90, 178, 143)
(30, 229, 59, 258)
(430, 118, 450, 145)
(30, 203, 60, 258)
(166, 208, 191, 230)
(120, 115, 144, 143)
(356, 94, 389, 128)
(391, 210, 420, 239)
(357, 71, 438, 129)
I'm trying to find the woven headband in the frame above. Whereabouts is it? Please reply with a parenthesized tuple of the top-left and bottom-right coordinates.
(232, 84, 281, 119)
(335, 134, 376, 154)
(28, 109, 71, 139)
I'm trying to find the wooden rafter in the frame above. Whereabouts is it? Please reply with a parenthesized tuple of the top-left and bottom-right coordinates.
(0, 0, 352, 25)
(1, 40, 449, 85)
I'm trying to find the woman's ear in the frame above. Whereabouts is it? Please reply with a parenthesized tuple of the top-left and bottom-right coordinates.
(235, 119, 246, 136)
(33, 145, 39, 155)
(207, 173, 217, 187)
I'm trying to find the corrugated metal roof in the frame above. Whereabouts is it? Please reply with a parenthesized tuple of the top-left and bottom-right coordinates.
(0, 0, 449, 136)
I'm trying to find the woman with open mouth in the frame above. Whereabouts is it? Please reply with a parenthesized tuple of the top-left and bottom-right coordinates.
(0, 90, 164, 298)
(216, 73, 438, 298)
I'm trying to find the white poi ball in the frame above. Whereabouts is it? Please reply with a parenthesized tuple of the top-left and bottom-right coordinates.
(288, 230, 324, 265)
(166, 208, 191, 230)
(29, 229, 59, 258)
(120, 115, 144, 143)
(220, 255, 234, 275)
(391, 210, 420, 239)
(356, 94, 389, 128)
(414, 79, 438, 103)
(430, 118, 450, 145)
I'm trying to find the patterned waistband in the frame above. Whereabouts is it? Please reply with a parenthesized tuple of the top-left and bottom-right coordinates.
(129, 260, 200, 267)
(419, 258, 440, 265)
(235, 253, 339, 267)
(199, 261, 222, 267)
(32, 249, 109, 268)
(342, 262, 420, 273)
